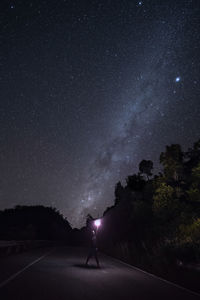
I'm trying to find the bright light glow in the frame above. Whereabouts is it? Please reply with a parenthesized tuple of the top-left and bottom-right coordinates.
(94, 219, 101, 227)
(175, 76, 181, 82)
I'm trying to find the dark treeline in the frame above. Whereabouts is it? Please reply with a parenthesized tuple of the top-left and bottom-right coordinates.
(0, 205, 72, 241)
(78, 139, 200, 273)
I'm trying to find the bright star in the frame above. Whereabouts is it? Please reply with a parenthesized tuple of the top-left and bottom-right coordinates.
(175, 76, 181, 82)
(138, 1, 143, 5)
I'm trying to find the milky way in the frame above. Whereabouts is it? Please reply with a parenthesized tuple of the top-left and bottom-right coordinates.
(1, 1, 200, 227)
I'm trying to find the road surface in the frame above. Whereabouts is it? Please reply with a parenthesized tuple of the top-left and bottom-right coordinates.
(0, 247, 199, 300)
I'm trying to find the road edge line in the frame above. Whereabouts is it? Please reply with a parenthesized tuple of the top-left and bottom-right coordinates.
(101, 252, 200, 298)
(0, 248, 54, 289)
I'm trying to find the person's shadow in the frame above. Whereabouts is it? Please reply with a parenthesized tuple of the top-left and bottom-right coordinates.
(73, 263, 102, 269)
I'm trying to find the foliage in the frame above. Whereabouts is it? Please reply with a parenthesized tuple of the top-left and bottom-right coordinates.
(187, 187, 200, 202)
(126, 173, 146, 191)
(96, 138, 200, 266)
(139, 160, 153, 180)
(186, 163, 200, 202)
(153, 183, 175, 216)
(0, 205, 72, 241)
(160, 144, 183, 181)
(114, 181, 124, 205)
(178, 218, 200, 245)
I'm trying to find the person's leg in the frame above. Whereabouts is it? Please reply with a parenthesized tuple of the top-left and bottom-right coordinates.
(94, 250, 100, 267)
(85, 250, 92, 265)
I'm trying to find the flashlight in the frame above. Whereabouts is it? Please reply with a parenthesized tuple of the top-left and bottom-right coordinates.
(94, 219, 101, 228)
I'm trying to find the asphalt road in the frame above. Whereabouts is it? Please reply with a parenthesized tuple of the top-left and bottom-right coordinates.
(0, 247, 199, 300)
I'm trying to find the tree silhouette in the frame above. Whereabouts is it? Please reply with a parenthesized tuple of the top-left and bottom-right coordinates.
(126, 173, 146, 191)
(0, 205, 72, 241)
(96, 138, 200, 269)
(160, 144, 183, 182)
(114, 181, 124, 205)
(139, 160, 153, 180)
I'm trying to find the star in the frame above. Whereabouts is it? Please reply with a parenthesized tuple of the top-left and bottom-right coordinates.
(1, 0, 200, 229)
(175, 76, 181, 82)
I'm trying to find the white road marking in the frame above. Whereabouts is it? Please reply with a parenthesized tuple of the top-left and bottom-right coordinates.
(0, 249, 54, 289)
(102, 253, 200, 298)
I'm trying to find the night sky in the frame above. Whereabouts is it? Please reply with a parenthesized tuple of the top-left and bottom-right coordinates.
(1, 0, 200, 227)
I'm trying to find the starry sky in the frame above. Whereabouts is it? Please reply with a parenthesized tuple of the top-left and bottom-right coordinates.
(1, 0, 200, 227)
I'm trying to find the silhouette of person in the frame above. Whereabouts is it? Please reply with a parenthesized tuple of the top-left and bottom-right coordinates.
(85, 229, 100, 268)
